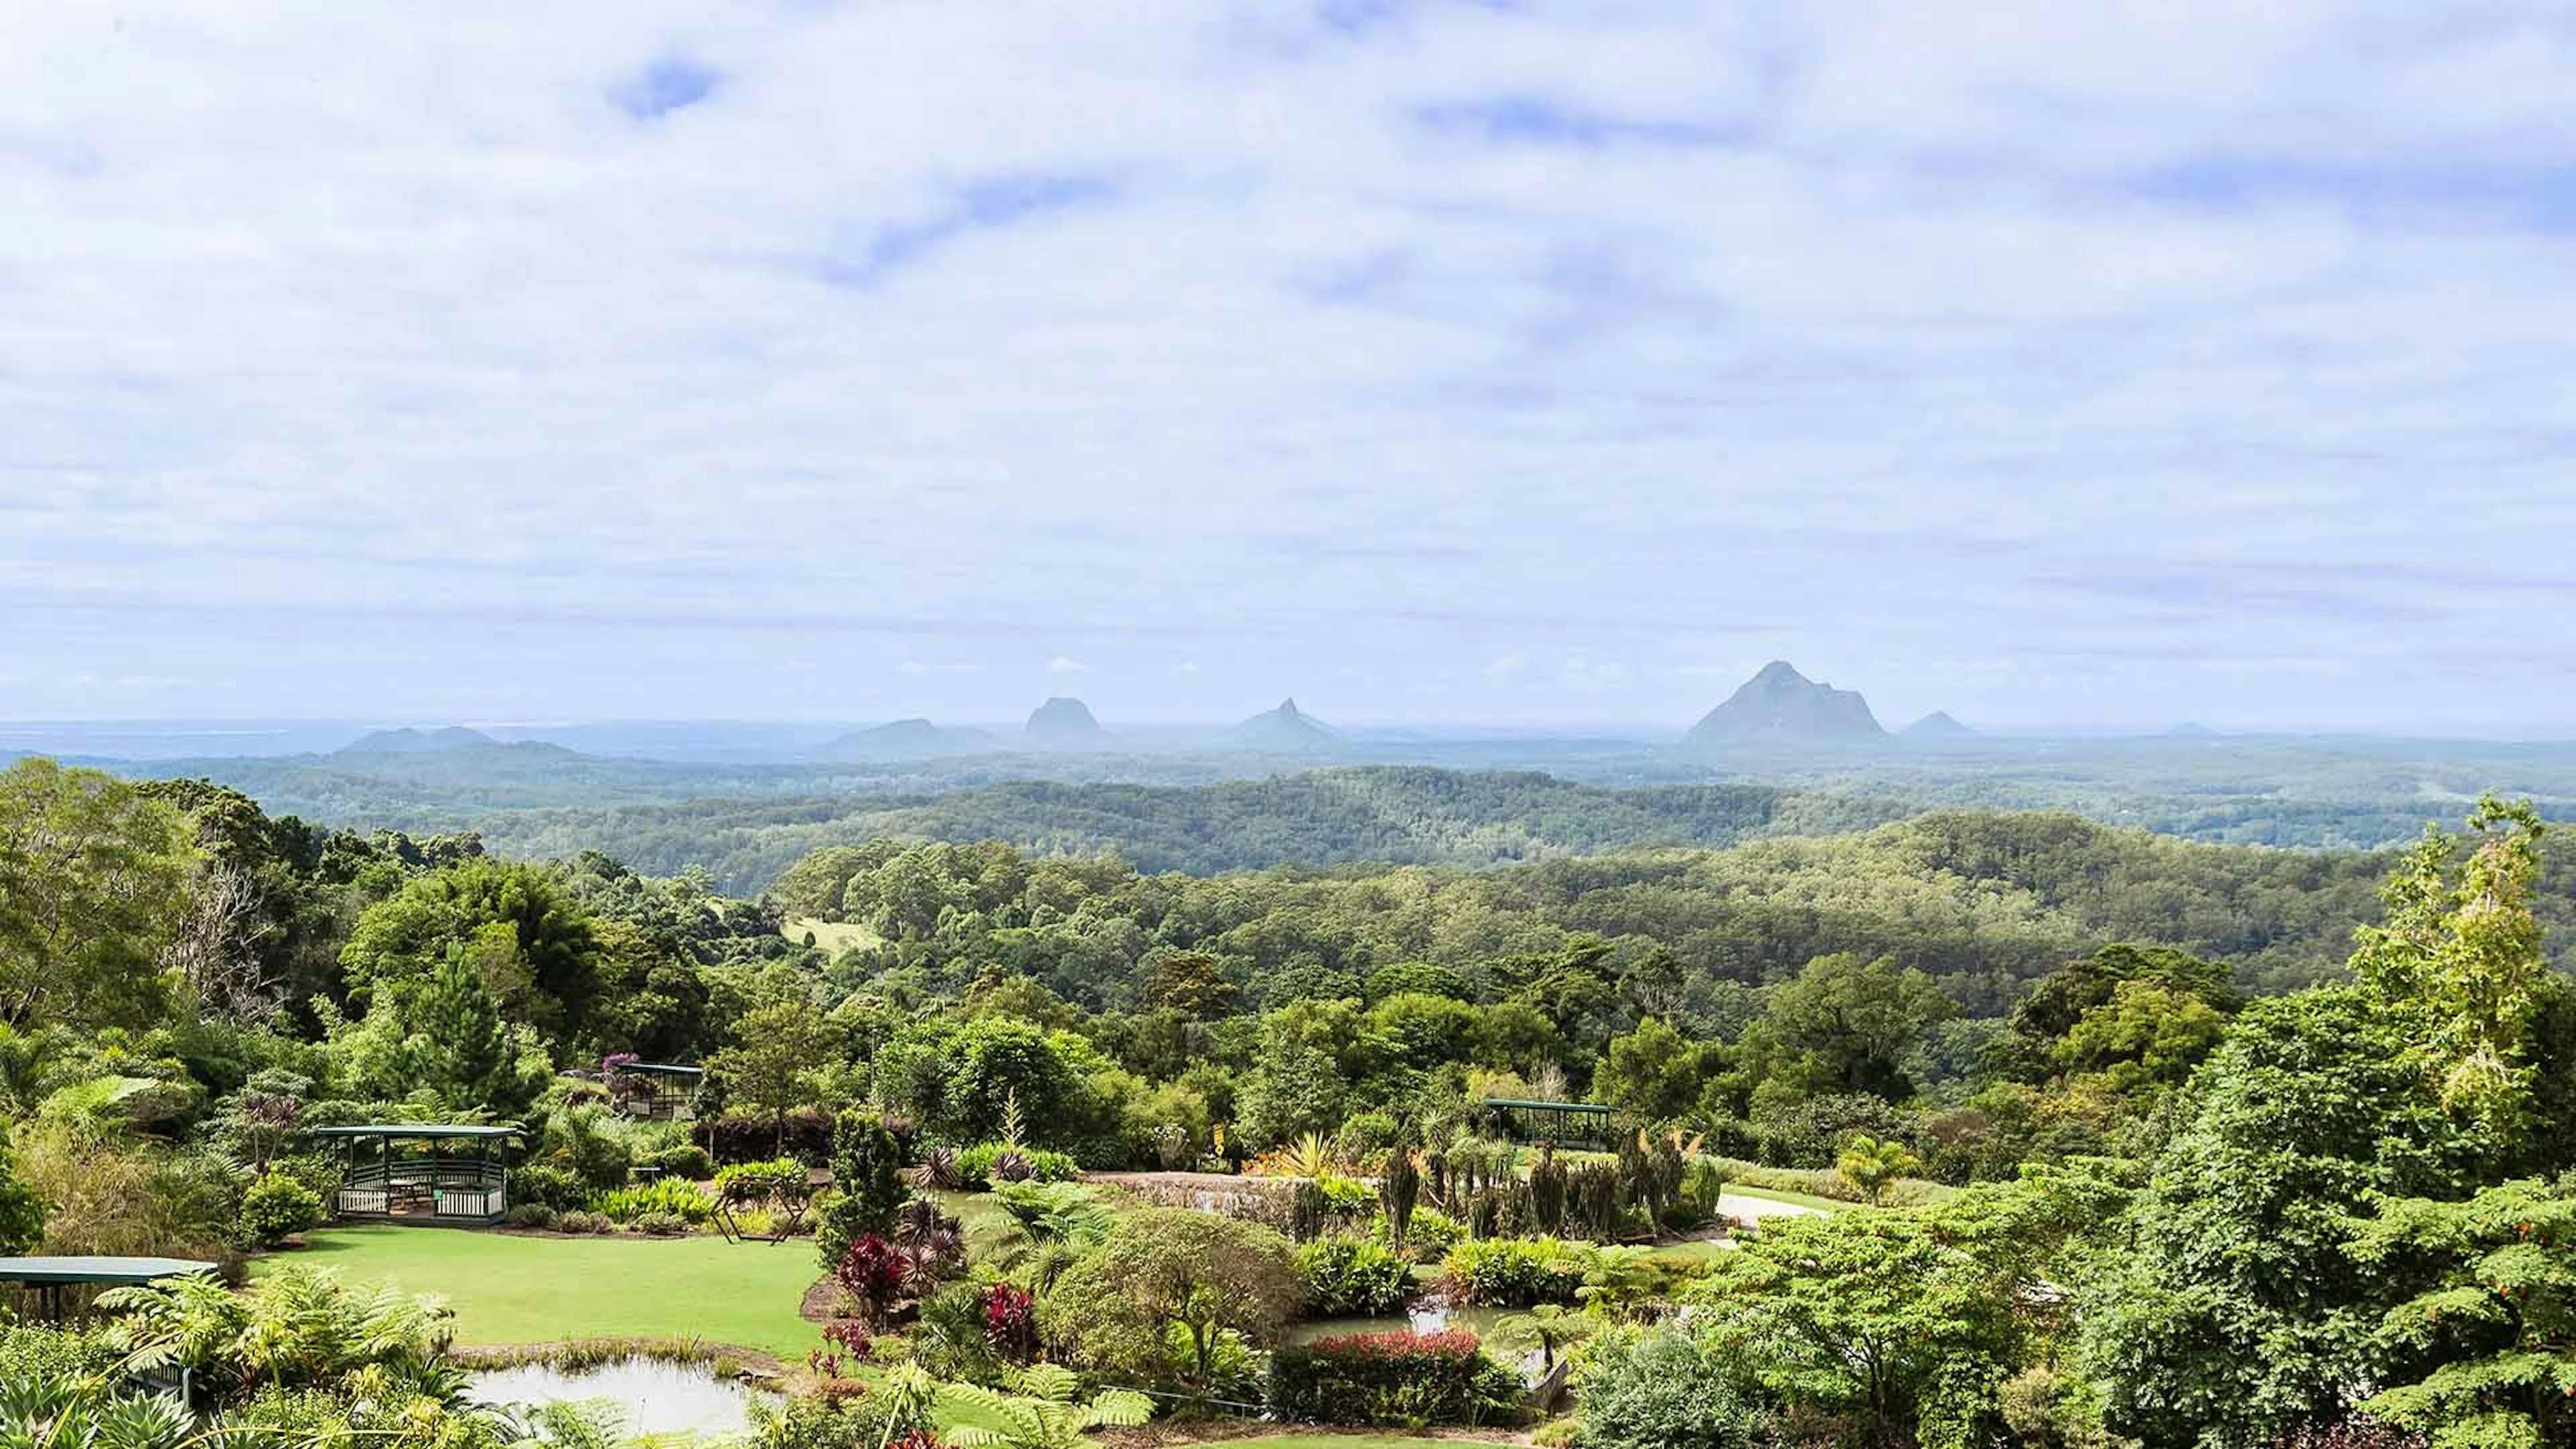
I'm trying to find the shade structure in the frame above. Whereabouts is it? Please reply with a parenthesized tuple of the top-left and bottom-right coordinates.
(605, 1061, 704, 1120)
(1481, 1097, 1621, 1148)
(0, 1254, 218, 1320)
(315, 1124, 521, 1226)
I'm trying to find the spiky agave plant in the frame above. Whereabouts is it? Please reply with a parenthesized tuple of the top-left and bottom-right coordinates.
(907, 1144, 963, 1191)
(0, 1373, 191, 1449)
(1281, 1131, 1334, 1179)
(940, 1363, 1152, 1449)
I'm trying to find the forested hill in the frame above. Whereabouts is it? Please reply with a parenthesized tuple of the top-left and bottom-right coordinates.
(466, 768, 1922, 890)
(773, 809, 2569, 1008)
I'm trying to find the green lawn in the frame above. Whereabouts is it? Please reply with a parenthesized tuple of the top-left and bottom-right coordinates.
(1646, 1236, 1732, 1266)
(1230, 1438, 1523, 1448)
(1723, 1183, 1850, 1212)
(784, 917, 881, 954)
(257, 1227, 824, 1360)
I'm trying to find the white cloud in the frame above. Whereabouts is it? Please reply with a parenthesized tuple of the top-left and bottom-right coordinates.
(3, 2, 2572, 729)
(1048, 656, 1093, 676)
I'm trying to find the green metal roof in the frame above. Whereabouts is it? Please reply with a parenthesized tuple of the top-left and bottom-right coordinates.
(309, 1123, 521, 1139)
(0, 1256, 219, 1287)
(1483, 1098, 1617, 1114)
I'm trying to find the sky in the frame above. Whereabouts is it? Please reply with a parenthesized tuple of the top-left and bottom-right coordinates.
(4, 2, 2573, 735)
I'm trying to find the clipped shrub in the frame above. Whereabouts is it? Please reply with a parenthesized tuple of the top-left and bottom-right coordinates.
(587, 1177, 712, 1225)
(1269, 1330, 1524, 1427)
(714, 1159, 812, 1205)
(641, 1144, 715, 1181)
(237, 1173, 325, 1248)
(504, 1204, 558, 1230)
(508, 1164, 586, 1212)
(632, 1210, 690, 1237)
(818, 1113, 906, 1269)
(1297, 1234, 1417, 1317)
(1444, 1236, 1586, 1307)
(553, 1210, 612, 1235)
(955, 1141, 1077, 1187)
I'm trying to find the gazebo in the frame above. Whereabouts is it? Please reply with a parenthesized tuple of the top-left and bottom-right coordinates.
(1484, 1097, 1620, 1149)
(606, 1061, 704, 1120)
(0, 1254, 218, 1321)
(313, 1123, 519, 1226)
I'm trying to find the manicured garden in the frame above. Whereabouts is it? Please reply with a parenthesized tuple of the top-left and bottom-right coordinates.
(257, 1226, 826, 1359)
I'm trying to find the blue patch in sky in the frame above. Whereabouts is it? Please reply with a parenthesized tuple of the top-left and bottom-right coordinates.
(1416, 96, 1751, 150)
(814, 172, 1115, 289)
(610, 56, 719, 120)
(2125, 154, 2576, 231)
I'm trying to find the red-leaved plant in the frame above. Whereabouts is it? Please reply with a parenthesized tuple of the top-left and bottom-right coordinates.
(982, 1281, 1038, 1362)
(835, 1234, 910, 1328)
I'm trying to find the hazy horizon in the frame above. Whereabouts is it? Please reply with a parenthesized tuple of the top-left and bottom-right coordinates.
(9, 6, 2575, 735)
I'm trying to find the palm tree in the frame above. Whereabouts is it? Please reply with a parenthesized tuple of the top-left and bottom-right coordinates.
(940, 1363, 1152, 1449)
(1834, 1134, 1919, 1207)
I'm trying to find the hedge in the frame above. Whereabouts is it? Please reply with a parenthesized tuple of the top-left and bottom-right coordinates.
(1267, 1329, 1524, 1427)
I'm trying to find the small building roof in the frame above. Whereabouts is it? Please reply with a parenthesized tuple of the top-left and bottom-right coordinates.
(610, 1062, 704, 1077)
(1482, 1098, 1617, 1114)
(309, 1123, 521, 1140)
(0, 1256, 219, 1287)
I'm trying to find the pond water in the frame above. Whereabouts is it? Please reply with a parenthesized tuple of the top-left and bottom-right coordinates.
(467, 1356, 773, 1437)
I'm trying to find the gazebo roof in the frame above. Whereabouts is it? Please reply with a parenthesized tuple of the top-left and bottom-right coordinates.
(310, 1123, 521, 1140)
(0, 1256, 219, 1287)
(1482, 1097, 1617, 1114)
(610, 1062, 704, 1077)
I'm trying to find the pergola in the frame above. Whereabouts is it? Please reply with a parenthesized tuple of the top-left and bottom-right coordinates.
(1483, 1097, 1620, 1148)
(607, 1061, 704, 1120)
(313, 1123, 519, 1226)
(0, 1254, 217, 1321)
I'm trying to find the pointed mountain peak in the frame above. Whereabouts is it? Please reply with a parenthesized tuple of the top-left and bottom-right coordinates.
(1683, 661, 1884, 745)
(1226, 696, 1343, 752)
(1902, 710, 1978, 739)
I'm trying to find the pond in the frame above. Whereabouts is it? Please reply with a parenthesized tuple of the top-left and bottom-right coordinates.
(467, 1356, 774, 1437)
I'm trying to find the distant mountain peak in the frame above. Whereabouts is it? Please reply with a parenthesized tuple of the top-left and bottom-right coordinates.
(1226, 697, 1343, 753)
(1684, 662, 1884, 745)
(335, 724, 499, 755)
(813, 718, 997, 761)
(1902, 710, 1978, 739)
(1025, 696, 1113, 748)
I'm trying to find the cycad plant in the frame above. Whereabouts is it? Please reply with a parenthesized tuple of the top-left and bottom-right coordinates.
(0, 1373, 192, 1449)
(941, 1363, 1152, 1449)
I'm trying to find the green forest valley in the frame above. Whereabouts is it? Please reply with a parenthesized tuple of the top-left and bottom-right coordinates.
(4, 754, 2575, 1449)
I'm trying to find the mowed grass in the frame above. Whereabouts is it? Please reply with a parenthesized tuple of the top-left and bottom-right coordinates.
(1724, 1183, 1851, 1212)
(1232, 1438, 1523, 1448)
(257, 1227, 824, 1360)
(784, 917, 881, 953)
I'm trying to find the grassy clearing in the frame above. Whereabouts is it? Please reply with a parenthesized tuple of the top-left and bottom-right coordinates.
(1646, 1236, 1733, 1266)
(784, 917, 881, 953)
(1231, 1423, 1525, 1433)
(1723, 1183, 1851, 1213)
(258, 1227, 823, 1360)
